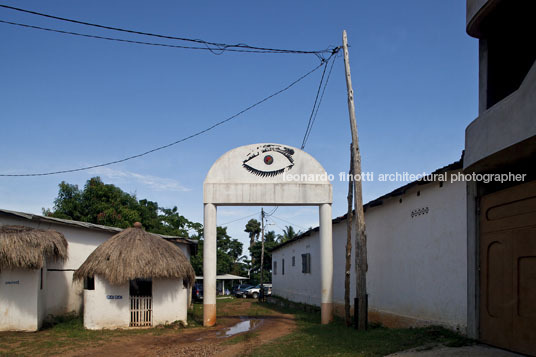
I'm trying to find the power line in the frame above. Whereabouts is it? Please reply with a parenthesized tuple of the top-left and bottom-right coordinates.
(270, 215, 306, 230)
(300, 56, 330, 149)
(0, 61, 325, 177)
(0, 19, 303, 54)
(301, 52, 339, 149)
(0, 4, 334, 57)
(219, 212, 259, 226)
(300, 51, 339, 149)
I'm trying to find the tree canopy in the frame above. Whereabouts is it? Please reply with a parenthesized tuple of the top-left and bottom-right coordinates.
(45, 177, 248, 277)
(44, 177, 201, 237)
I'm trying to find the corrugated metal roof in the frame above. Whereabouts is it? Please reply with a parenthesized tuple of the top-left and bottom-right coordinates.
(271, 155, 464, 252)
(0, 208, 197, 245)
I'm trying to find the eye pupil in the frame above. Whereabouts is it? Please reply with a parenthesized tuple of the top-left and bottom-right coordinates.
(264, 155, 274, 165)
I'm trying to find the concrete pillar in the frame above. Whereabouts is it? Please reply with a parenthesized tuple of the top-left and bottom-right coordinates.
(319, 203, 333, 324)
(203, 203, 217, 326)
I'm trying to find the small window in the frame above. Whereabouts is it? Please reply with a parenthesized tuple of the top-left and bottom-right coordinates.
(282, 259, 285, 275)
(84, 276, 95, 290)
(292, 256, 295, 267)
(301, 253, 311, 274)
(40, 268, 43, 290)
(130, 278, 152, 297)
(273, 261, 277, 275)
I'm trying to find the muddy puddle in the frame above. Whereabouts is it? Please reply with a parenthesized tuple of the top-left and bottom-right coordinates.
(221, 318, 263, 337)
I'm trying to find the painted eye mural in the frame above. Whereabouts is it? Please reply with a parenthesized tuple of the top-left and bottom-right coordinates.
(242, 144, 295, 177)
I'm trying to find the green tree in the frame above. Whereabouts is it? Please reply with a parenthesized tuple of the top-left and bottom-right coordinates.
(45, 177, 201, 236)
(189, 226, 247, 277)
(244, 218, 261, 263)
(278, 225, 299, 243)
(248, 230, 278, 284)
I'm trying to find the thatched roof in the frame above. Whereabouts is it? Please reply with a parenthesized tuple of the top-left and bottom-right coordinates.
(74, 222, 195, 286)
(0, 225, 68, 271)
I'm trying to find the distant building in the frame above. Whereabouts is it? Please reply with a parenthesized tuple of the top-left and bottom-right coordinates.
(465, 0, 536, 355)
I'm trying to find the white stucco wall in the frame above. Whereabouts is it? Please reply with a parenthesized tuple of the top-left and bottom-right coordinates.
(83, 276, 189, 329)
(0, 268, 40, 331)
(83, 276, 130, 330)
(273, 174, 468, 330)
(272, 235, 321, 306)
(153, 279, 188, 325)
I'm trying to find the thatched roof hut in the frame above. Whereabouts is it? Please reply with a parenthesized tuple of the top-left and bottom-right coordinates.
(74, 222, 195, 287)
(0, 225, 68, 271)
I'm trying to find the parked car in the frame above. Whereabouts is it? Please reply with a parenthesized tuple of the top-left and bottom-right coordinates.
(245, 284, 272, 299)
(263, 285, 272, 296)
(192, 283, 203, 300)
(234, 284, 253, 298)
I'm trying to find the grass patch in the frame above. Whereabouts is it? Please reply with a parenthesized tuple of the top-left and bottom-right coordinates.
(247, 302, 472, 357)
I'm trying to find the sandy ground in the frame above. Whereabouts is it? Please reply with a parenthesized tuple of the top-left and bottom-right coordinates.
(62, 301, 295, 357)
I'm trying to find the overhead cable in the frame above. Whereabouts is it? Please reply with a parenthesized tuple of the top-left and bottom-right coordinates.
(0, 4, 334, 57)
(0, 61, 325, 177)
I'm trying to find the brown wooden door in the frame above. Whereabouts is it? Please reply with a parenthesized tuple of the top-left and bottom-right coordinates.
(480, 180, 536, 355)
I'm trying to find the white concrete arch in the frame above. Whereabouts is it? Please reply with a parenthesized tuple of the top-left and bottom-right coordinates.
(203, 143, 333, 326)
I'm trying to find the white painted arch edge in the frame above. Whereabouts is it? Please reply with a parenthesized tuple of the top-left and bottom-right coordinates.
(203, 143, 333, 205)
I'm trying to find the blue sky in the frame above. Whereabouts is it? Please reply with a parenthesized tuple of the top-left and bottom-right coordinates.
(0, 1, 477, 251)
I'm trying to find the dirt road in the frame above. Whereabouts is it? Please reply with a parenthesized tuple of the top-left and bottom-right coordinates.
(64, 300, 295, 357)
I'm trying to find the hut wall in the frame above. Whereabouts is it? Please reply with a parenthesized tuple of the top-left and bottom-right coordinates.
(83, 276, 129, 329)
(153, 279, 188, 325)
(0, 268, 40, 331)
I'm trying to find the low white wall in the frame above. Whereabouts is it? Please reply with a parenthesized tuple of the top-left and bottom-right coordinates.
(0, 268, 39, 331)
(273, 175, 468, 331)
(272, 235, 321, 306)
(83, 276, 130, 330)
(153, 279, 188, 325)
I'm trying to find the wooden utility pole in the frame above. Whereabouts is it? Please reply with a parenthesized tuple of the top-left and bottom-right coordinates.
(343, 30, 368, 330)
(344, 143, 354, 326)
(259, 208, 265, 301)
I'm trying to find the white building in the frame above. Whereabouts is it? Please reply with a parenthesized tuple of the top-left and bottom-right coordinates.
(75, 222, 196, 329)
(0, 209, 197, 330)
(272, 159, 468, 331)
(0, 225, 68, 331)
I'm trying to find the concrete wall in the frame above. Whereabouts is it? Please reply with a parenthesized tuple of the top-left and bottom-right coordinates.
(83, 276, 130, 330)
(0, 268, 40, 331)
(464, 61, 536, 171)
(153, 279, 188, 325)
(273, 174, 468, 331)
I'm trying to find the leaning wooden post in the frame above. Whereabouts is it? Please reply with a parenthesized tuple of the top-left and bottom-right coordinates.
(344, 143, 354, 326)
(259, 208, 265, 301)
(342, 30, 368, 330)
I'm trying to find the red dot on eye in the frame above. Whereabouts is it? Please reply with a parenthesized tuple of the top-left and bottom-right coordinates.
(264, 155, 273, 165)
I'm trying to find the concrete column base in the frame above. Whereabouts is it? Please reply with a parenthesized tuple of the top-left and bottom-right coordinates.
(203, 303, 216, 327)
(321, 302, 333, 324)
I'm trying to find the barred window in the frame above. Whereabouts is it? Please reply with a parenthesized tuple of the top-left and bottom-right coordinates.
(301, 253, 311, 274)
